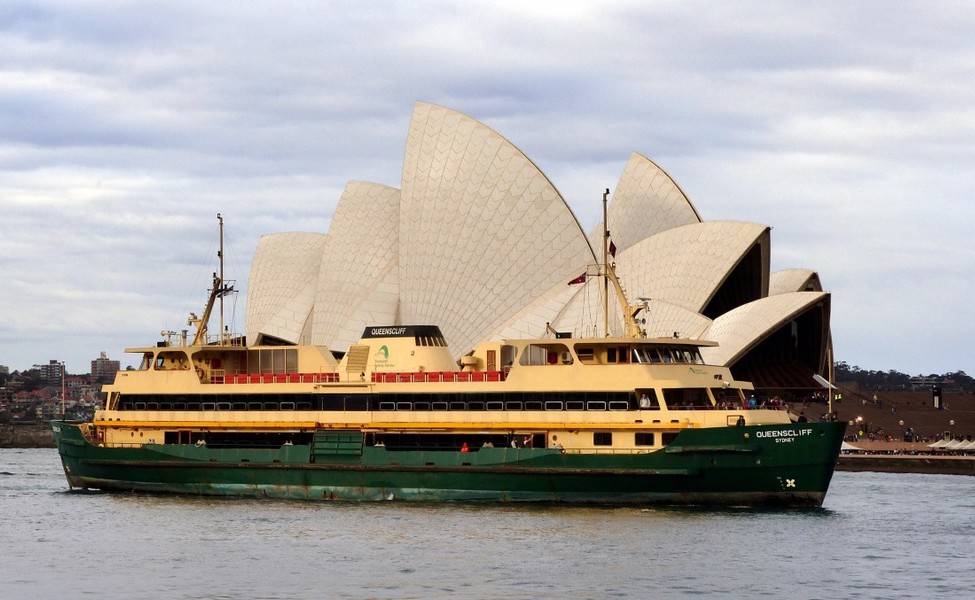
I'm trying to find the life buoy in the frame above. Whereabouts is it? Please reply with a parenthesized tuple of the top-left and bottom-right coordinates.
(196, 367, 207, 381)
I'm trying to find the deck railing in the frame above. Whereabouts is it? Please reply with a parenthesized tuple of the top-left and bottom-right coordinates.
(205, 370, 508, 385)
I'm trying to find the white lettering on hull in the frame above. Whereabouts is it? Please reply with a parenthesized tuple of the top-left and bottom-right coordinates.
(755, 428, 813, 444)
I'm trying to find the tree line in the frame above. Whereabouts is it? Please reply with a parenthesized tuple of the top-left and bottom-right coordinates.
(834, 362, 973, 392)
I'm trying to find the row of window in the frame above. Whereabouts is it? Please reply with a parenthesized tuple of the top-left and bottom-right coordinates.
(116, 391, 641, 412)
(415, 335, 447, 347)
(593, 432, 679, 446)
(158, 430, 680, 450)
(519, 343, 706, 366)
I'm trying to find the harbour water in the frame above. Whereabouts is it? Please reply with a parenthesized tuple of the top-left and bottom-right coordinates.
(2, 448, 972, 599)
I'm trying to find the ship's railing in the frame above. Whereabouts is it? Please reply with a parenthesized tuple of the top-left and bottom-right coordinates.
(370, 370, 507, 383)
(204, 370, 508, 385)
(216, 372, 341, 385)
(99, 442, 147, 449)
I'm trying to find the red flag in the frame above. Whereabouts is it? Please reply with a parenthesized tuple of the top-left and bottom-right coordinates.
(567, 273, 587, 285)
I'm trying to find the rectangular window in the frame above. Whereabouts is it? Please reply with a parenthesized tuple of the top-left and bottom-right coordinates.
(637, 391, 660, 410)
(593, 432, 613, 446)
(635, 432, 655, 446)
(576, 347, 595, 363)
(662, 388, 712, 409)
(661, 432, 679, 446)
(711, 387, 740, 408)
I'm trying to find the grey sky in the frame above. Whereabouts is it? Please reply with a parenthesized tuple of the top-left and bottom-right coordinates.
(1, 0, 973, 376)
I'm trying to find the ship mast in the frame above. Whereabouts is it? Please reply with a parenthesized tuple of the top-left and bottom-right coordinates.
(189, 213, 233, 347)
(603, 189, 610, 336)
(218, 212, 225, 345)
(602, 189, 647, 339)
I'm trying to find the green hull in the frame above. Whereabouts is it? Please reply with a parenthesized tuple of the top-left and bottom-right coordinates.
(51, 421, 845, 507)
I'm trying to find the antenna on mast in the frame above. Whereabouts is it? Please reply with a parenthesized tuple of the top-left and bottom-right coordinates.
(190, 213, 234, 346)
(602, 189, 610, 336)
(217, 213, 224, 345)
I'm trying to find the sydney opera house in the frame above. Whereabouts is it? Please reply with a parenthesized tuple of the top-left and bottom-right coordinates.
(246, 102, 831, 394)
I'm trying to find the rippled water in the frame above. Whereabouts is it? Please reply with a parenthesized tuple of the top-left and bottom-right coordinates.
(2, 448, 973, 599)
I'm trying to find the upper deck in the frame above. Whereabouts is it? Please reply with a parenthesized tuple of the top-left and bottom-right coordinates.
(103, 325, 756, 420)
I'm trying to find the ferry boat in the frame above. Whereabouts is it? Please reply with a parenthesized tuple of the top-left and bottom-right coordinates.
(51, 216, 845, 507)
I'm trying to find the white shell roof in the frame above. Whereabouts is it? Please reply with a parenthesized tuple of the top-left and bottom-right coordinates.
(700, 291, 829, 366)
(613, 221, 771, 313)
(770, 269, 822, 295)
(243, 102, 832, 372)
(246, 232, 327, 344)
(484, 277, 591, 342)
(312, 181, 401, 352)
(399, 102, 596, 355)
(643, 299, 713, 339)
(608, 153, 701, 253)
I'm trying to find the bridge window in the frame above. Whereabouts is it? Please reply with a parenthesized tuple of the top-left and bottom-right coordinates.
(154, 351, 189, 371)
(248, 348, 298, 374)
(519, 343, 573, 366)
(574, 347, 595, 364)
(606, 347, 630, 364)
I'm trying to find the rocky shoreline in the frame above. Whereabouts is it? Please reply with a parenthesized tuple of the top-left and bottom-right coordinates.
(0, 423, 56, 448)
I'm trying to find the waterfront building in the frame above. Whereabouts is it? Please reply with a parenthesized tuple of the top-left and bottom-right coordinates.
(33, 360, 64, 386)
(90, 352, 121, 384)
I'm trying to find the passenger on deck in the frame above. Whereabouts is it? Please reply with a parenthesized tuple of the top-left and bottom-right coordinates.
(639, 394, 652, 409)
(460, 442, 470, 453)
(747, 394, 758, 409)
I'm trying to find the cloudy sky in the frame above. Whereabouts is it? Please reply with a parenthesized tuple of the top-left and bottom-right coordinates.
(2, 1, 973, 376)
